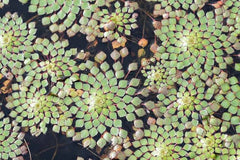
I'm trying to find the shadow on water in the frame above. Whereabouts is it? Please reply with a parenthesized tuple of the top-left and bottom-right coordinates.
(23, 130, 100, 160)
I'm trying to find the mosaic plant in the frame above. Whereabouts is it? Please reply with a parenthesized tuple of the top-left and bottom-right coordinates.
(0, 117, 27, 160)
(18, 0, 82, 35)
(15, 34, 78, 90)
(215, 0, 240, 36)
(141, 57, 179, 88)
(18, 0, 139, 43)
(210, 75, 240, 133)
(99, 1, 138, 42)
(78, 1, 104, 41)
(0, 12, 36, 73)
(184, 120, 240, 159)
(5, 84, 73, 137)
(0, 0, 239, 159)
(79, 1, 138, 42)
(63, 51, 146, 148)
(130, 119, 187, 160)
(154, 10, 239, 73)
(151, 79, 212, 130)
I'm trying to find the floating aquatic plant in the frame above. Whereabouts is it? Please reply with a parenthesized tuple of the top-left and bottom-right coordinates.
(78, 2, 103, 41)
(154, 10, 238, 72)
(79, 1, 138, 42)
(0, 117, 27, 160)
(15, 34, 78, 90)
(146, 0, 208, 17)
(65, 51, 145, 148)
(0, 0, 239, 159)
(79, 129, 131, 158)
(210, 75, 240, 133)
(18, 0, 122, 38)
(6, 84, 73, 136)
(99, 1, 138, 42)
(0, 12, 36, 73)
(184, 120, 240, 159)
(130, 118, 187, 160)
(214, 0, 240, 37)
(18, 0, 82, 35)
(100, 136, 132, 160)
(141, 57, 179, 88)
(146, 78, 213, 130)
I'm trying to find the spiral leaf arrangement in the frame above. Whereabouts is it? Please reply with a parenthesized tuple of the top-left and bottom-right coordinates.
(0, 12, 36, 74)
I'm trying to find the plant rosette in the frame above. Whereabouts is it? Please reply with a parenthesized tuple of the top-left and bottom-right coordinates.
(192, 72, 240, 133)
(0, 117, 27, 160)
(6, 84, 73, 137)
(145, 78, 216, 130)
(0, 12, 36, 73)
(130, 119, 187, 160)
(100, 135, 132, 160)
(78, 2, 104, 42)
(16, 35, 79, 90)
(99, 1, 138, 42)
(63, 51, 145, 148)
(78, 130, 132, 158)
(184, 120, 240, 160)
(141, 57, 180, 89)
(154, 10, 239, 73)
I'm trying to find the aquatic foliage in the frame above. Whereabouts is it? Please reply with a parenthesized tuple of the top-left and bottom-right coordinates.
(141, 57, 179, 88)
(145, 79, 212, 130)
(184, 120, 240, 159)
(99, 1, 138, 42)
(18, 0, 138, 42)
(129, 117, 240, 160)
(79, 1, 138, 42)
(155, 10, 238, 72)
(0, 12, 36, 73)
(6, 83, 73, 136)
(214, 0, 240, 36)
(78, 1, 103, 41)
(18, 0, 108, 37)
(101, 137, 132, 160)
(15, 34, 78, 90)
(130, 119, 187, 160)
(66, 51, 145, 148)
(0, 0, 239, 159)
(0, 117, 27, 160)
(210, 75, 240, 133)
(18, 0, 82, 35)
